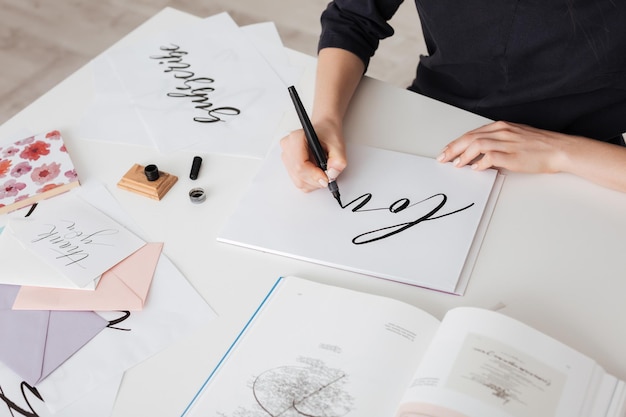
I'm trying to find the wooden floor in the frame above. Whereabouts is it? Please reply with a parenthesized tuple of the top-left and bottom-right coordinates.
(0, 0, 425, 125)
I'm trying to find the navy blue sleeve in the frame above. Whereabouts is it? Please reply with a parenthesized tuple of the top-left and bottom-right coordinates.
(318, 0, 405, 69)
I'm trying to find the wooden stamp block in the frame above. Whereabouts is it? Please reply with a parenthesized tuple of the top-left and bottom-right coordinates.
(117, 164, 178, 200)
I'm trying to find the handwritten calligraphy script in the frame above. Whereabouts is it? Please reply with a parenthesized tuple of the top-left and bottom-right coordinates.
(104, 311, 132, 332)
(149, 44, 241, 123)
(0, 382, 43, 417)
(31, 220, 118, 268)
(340, 192, 474, 245)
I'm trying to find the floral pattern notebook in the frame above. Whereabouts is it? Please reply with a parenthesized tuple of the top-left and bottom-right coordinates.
(0, 130, 80, 214)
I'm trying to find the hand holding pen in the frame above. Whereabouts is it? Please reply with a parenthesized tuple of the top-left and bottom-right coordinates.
(284, 86, 344, 205)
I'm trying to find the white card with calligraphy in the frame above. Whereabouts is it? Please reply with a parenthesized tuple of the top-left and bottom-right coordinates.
(218, 144, 503, 295)
(7, 194, 145, 289)
(105, 12, 289, 157)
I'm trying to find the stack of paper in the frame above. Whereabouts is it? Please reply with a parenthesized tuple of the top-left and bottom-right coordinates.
(77, 11, 302, 158)
(0, 186, 216, 417)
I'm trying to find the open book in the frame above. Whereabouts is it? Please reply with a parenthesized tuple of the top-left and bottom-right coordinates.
(181, 276, 625, 417)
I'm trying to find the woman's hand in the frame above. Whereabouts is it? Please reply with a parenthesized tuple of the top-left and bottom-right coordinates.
(280, 48, 364, 193)
(437, 120, 626, 193)
(280, 120, 347, 193)
(437, 121, 568, 173)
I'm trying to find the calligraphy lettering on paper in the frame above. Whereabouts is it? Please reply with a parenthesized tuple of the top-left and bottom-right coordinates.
(100, 310, 131, 332)
(340, 193, 474, 245)
(31, 220, 118, 267)
(105, 311, 132, 332)
(0, 382, 43, 417)
(149, 44, 241, 123)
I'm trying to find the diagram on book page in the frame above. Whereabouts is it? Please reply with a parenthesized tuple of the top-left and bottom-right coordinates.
(216, 356, 355, 417)
(446, 333, 566, 417)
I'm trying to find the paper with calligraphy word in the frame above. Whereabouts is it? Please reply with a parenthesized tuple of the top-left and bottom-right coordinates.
(7, 194, 145, 289)
(0, 226, 100, 290)
(75, 16, 302, 151)
(0, 367, 121, 417)
(218, 144, 503, 295)
(104, 12, 290, 157)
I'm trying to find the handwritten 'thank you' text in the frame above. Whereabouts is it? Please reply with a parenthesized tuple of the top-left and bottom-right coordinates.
(150, 44, 241, 123)
(32, 220, 118, 268)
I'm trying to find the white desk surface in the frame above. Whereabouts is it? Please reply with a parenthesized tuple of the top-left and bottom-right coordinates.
(2, 8, 626, 417)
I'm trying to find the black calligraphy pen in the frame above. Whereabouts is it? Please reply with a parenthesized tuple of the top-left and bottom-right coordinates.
(287, 85, 341, 206)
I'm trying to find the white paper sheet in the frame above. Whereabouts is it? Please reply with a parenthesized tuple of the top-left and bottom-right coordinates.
(101, 12, 290, 157)
(218, 144, 502, 294)
(7, 194, 145, 289)
(0, 224, 99, 290)
(74, 55, 152, 147)
(75, 18, 301, 152)
(0, 368, 121, 417)
(239, 22, 304, 88)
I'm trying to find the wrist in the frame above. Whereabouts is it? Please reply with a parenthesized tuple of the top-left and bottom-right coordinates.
(553, 133, 592, 175)
(311, 114, 343, 134)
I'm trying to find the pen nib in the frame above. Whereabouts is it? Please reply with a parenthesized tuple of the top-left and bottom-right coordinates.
(333, 193, 342, 207)
(328, 180, 342, 207)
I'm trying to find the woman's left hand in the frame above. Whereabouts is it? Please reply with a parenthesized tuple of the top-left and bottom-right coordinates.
(437, 121, 568, 173)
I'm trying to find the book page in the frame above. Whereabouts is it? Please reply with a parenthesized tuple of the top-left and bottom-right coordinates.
(395, 307, 614, 417)
(182, 276, 441, 417)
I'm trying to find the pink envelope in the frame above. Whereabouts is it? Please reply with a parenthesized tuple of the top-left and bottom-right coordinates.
(12, 242, 164, 311)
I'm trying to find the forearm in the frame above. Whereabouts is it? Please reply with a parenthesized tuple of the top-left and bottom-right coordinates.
(311, 48, 365, 129)
(279, 48, 363, 192)
(439, 121, 626, 193)
(558, 135, 626, 193)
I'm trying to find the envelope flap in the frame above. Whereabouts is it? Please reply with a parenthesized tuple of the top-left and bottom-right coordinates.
(41, 311, 108, 384)
(0, 284, 20, 308)
(104, 242, 163, 301)
(0, 285, 51, 384)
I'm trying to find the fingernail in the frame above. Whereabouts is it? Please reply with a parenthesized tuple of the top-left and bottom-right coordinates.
(326, 168, 340, 180)
(471, 163, 478, 170)
(318, 178, 328, 188)
(436, 152, 445, 162)
(453, 157, 461, 166)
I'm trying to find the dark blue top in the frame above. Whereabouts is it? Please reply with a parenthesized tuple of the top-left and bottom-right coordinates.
(318, 0, 626, 143)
